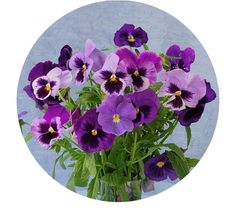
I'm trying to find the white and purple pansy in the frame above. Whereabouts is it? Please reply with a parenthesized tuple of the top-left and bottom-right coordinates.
(93, 53, 131, 95)
(116, 48, 162, 92)
(69, 39, 106, 85)
(159, 69, 206, 111)
(32, 67, 72, 100)
(31, 105, 70, 148)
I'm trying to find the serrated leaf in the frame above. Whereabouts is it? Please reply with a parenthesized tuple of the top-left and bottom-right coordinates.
(167, 151, 189, 179)
(87, 175, 99, 199)
(185, 126, 192, 147)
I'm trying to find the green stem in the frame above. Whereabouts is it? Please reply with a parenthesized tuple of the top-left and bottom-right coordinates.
(131, 132, 137, 162)
(57, 90, 66, 103)
(159, 119, 178, 144)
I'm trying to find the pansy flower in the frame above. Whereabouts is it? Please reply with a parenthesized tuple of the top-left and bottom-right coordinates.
(69, 39, 106, 85)
(93, 53, 131, 95)
(116, 48, 162, 91)
(126, 89, 160, 127)
(175, 80, 216, 126)
(31, 105, 70, 148)
(159, 69, 206, 111)
(144, 153, 178, 181)
(166, 44, 195, 72)
(114, 24, 148, 47)
(73, 109, 115, 153)
(97, 95, 136, 136)
(32, 67, 72, 100)
(58, 45, 73, 68)
(24, 61, 68, 109)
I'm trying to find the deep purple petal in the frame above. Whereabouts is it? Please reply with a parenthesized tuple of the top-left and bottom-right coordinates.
(113, 24, 135, 47)
(74, 109, 115, 153)
(58, 45, 72, 67)
(28, 61, 58, 82)
(43, 105, 70, 125)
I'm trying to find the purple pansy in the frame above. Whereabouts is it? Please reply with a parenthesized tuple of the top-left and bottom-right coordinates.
(69, 39, 106, 85)
(116, 48, 162, 91)
(144, 153, 178, 181)
(31, 105, 70, 148)
(159, 69, 206, 111)
(126, 89, 160, 127)
(166, 44, 195, 72)
(58, 45, 72, 68)
(73, 109, 115, 153)
(93, 53, 131, 95)
(24, 59, 72, 109)
(32, 67, 72, 100)
(97, 95, 136, 136)
(175, 80, 216, 126)
(114, 24, 148, 47)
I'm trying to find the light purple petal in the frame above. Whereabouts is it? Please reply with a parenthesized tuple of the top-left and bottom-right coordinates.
(84, 39, 96, 58)
(101, 53, 119, 73)
(60, 70, 72, 88)
(89, 48, 107, 72)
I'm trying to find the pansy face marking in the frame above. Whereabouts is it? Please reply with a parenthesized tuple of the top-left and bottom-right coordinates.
(127, 35, 135, 43)
(93, 53, 131, 95)
(156, 161, 165, 168)
(112, 114, 120, 123)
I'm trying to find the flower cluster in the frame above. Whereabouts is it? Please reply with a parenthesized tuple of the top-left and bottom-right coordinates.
(20, 23, 216, 201)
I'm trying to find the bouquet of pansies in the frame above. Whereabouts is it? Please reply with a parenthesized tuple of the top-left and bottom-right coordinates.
(19, 24, 216, 201)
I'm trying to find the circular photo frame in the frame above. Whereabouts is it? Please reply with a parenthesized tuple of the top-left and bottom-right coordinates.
(17, 1, 219, 202)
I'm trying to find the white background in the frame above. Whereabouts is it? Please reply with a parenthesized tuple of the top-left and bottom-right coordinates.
(0, 0, 235, 208)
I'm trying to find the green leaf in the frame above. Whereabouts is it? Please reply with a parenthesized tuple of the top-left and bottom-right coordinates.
(102, 170, 128, 186)
(66, 173, 76, 192)
(87, 175, 99, 199)
(84, 154, 97, 176)
(186, 157, 199, 168)
(24, 132, 32, 143)
(108, 141, 125, 167)
(143, 43, 149, 50)
(185, 126, 192, 147)
(74, 154, 90, 187)
(167, 151, 189, 179)
(159, 52, 170, 69)
(59, 153, 70, 170)
(159, 143, 185, 161)
(78, 85, 104, 109)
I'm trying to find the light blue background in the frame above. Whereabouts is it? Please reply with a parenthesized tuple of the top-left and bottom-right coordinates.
(17, 1, 219, 199)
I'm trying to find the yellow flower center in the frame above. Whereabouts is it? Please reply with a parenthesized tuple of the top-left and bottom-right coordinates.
(45, 83, 51, 91)
(82, 64, 86, 71)
(113, 114, 120, 123)
(156, 161, 165, 168)
(136, 108, 140, 114)
(133, 70, 139, 76)
(175, 90, 182, 97)
(48, 126, 55, 133)
(110, 74, 117, 82)
(91, 129, 97, 136)
(128, 35, 135, 43)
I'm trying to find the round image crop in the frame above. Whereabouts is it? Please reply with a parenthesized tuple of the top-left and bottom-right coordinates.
(18, 22, 216, 201)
